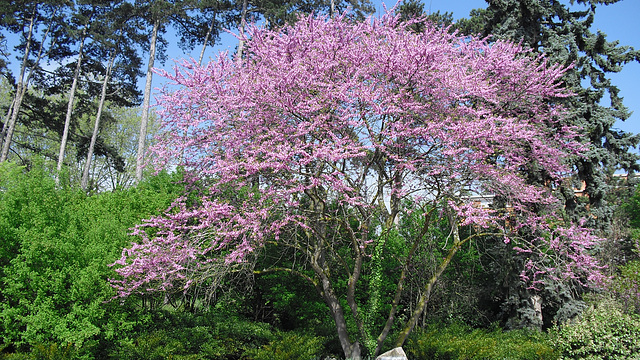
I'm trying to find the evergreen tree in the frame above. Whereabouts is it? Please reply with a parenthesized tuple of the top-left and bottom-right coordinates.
(0, 0, 71, 163)
(459, 0, 639, 226)
(80, 0, 145, 190)
(456, 0, 640, 329)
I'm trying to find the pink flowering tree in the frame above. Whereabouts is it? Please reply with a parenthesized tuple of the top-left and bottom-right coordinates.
(110, 12, 606, 359)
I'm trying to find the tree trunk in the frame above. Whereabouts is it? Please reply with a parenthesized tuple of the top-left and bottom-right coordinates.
(237, 0, 248, 59)
(1, 97, 16, 150)
(136, 17, 159, 182)
(311, 251, 362, 360)
(306, 191, 361, 360)
(56, 30, 87, 180)
(395, 221, 463, 348)
(531, 294, 543, 330)
(1, 10, 35, 162)
(81, 51, 115, 190)
(1, 8, 57, 162)
(198, 15, 216, 65)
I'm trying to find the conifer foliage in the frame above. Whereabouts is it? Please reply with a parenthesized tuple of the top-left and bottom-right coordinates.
(460, 0, 640, 226)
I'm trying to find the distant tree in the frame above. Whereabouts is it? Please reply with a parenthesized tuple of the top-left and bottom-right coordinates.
(134, 0, 167, 182)
(91, 106, 156, 191)
(111, 12, 607, 359)
(56, 0, 97, 182)
(397, 0, 453, 32)
(133, 0, 227, 182)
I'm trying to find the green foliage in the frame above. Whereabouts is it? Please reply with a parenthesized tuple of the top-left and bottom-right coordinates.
(0, 161, 186, 353)
(110, 311, 275, 360)
(405, 323, 557, 360)
(246, 332, 325, 360)
(551, 297, 640, 359)
(27, 343, 76, 360)
(112, 330, 196, 360)
(624, 183, 640, 230)
(610, 260, 640, 313)
(248, 270, 331, 333)
(1, 343, 76, 360)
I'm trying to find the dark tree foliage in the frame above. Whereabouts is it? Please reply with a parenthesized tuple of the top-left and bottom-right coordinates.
(397, 0, 453, 31)
(458, 0, 640, 228)
(452, 0, 640, 330)
(233, 0, 374, 30)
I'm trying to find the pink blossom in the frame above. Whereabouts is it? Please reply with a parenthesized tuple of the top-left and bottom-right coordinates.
(110, 11, 605, 298)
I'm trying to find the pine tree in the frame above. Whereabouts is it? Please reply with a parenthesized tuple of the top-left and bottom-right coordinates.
(0, 0, 70, 163)
(456, 0, 640, 329)
(459, 0, 640, 226)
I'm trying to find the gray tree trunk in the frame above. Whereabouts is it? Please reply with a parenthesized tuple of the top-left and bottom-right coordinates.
(1, 97, 16, 150)
(198, 15, 216, 65)
(135, 17, 159, 182)
(81, 51, 115, 190)
(312, 253, 362, 360)
(1, 11, 35, 162)
(237, 0, 248, 59)
(1, 9, 56, 162)
(56, 30, 87, 179)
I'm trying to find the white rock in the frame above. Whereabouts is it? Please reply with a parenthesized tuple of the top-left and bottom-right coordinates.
(375, 347, 408, 360)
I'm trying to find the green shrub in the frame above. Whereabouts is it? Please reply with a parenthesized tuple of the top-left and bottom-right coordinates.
(550, 297, 640, 359)
(108, 312, 276, 359)
(1, 343, 76, 360)
(245, 331, 325, 360)
(0, 162, 186, 353)
(610, 259, 640, 313)
(405, 322, 557, 360)
(110, 330, 196, 360)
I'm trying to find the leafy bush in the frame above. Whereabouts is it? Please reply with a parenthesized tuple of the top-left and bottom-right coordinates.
(109, 311, 275, 359)
(1, 343, 76, 360)
(550, 297, 640, 359)
(610, 259, 640, 313)
(110, 330, 196, 360)
(0, 162, 186, 353)
(405, 322, 557, 360)
(245, 332, 325, 360)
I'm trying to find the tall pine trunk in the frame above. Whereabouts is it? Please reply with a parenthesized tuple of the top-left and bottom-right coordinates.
(1, 98, 16, 149)
(56, 29, 87, 180)
(1, 6, 58, 162)
(81, 51, 115, 190)
(0, 11, 35, 162)
(135, 17, 159, 182)
(237, 0, 248, 59)
(198, 15, 216, 65)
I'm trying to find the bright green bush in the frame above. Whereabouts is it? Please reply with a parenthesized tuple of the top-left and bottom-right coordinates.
(0, 162, 186, 354)
(550, 297, 640, 359)
(405, 322, 558, 360)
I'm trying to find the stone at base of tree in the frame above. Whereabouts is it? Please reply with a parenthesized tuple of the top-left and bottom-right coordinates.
(376, 347, 407, 360)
